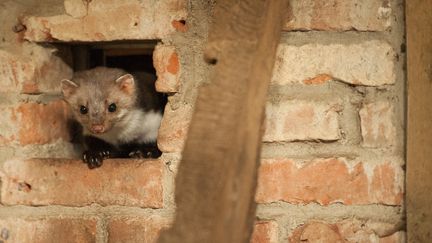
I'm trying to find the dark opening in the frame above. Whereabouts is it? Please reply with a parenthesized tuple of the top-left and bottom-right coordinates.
(69, 41, 157, 73)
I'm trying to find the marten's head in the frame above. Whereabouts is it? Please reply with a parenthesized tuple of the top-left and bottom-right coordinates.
(61, 67, 137, 134)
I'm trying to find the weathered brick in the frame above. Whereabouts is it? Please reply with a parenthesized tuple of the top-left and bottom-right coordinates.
(250, 221, 278, 243)
(153, 44, 181, 93)
(289, 221, 343, 242)
(0, 106, 18, 145)
(23, 0, 188, 42)
(0, 218, 96, 243)
(284, 0, 392, 31)
(263, 101, 341, 142)
(17, 100, 71, 145)
(171, 19, 188, 32)
(107, 215, 171, 243)
(380, 231, 406, 243)
(271, 41, 396, 86)
(288, 220, 404, 243)
(0, 50, 34, 93)
(256, 158, 403, 205)
(157, 104, 193, 152)
(0, 44, 72, 93)
(0, 1, 27, 44)
(0, 158, 163, 207)
(0, 100, 70, 145)
(64, 0, 87, 18)
(158, 101, 340, 152)
(360, 102, 396, 148)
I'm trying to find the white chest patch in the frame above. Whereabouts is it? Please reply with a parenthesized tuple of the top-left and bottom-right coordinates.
(89, 109, 163, 146)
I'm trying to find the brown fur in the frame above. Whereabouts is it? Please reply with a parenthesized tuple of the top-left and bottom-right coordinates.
(61, 67, 137, 134)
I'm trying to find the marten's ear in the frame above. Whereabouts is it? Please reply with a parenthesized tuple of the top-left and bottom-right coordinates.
(61, 79, 79, 98)
(115, 74, 135, 95)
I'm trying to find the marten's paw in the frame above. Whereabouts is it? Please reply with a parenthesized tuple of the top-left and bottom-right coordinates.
(82, 150, 110, 169)
(129, 147, 161, 159)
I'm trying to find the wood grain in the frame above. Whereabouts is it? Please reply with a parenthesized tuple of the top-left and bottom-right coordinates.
(406, 1, 432, 241)
(157, 1, 286, 242)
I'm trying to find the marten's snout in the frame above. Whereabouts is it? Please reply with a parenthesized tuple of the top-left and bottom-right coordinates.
(90, 124, 105, 134)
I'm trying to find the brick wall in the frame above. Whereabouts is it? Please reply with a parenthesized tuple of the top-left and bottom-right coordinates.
(0, 0, 405, 242)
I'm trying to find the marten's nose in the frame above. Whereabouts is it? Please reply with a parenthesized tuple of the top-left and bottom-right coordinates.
(91, 124, 105, 134)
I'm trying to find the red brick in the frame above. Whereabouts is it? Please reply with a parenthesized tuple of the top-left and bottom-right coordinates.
(153, 44, 181, 93)
(0, 50, 35, 93)
(157, 104, 193, 152)
(0, 106, 18, 145)
(289, 221, 343, 243)
(371, 163, 404, 203)
(17, 100, 71, 145)
(0, 46, 72, 94)
(172, 19, 188, 32)
(250, 221, 278, 243)
(23, 0, 187, 42)
(360, 102, 396, 148)
(107, 215, 171, 243)
(284, 0, 391, 31)
(263, 101, 341, 142)
(0, 218, 96, 243)
(0, 100, 71, 145)
(271, 41, 396, 86)
(256, 158, 403, 205)
(0, 158, 163, 207)
(289, 220, 403, 243)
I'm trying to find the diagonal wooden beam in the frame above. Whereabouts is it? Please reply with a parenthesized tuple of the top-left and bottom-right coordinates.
(157, 1, 287, 242)
(406, 0, 432, 241)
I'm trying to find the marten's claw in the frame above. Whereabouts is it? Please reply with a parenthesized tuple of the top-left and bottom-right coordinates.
(82, 151, 104, 169)
(128, 150, 145, 158)
(129, 148, 161, 159)
(100, 150, 110, 159)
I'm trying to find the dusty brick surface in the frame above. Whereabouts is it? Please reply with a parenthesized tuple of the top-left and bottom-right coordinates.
(153, 44, 181, 93)
(0, 45, 72, 93)
(159, 99, 401, 159)
(0, 106, 18, 145)
(380, 231, 406, 243)
(0, 100, 70, 145)
(157, 104, 193, 152)
(250, 221, 278, 243)
(360, 102, 396, 148)
(288, 220, 404, 243)
(0, 50, 34, 93)
(17, 100, 71, 145)
(271, 41, 396, 86)
(107, 215, 171, 243)
(0, 218, 96, 243)
(263, 101, 341, 142)
(64, 0, 88, 18)
(256, 158, 403, 205)
(284, 0, 392, 31)
(289, 221, 343, 242)
(23, 0, 187, 42)
(0, 159, 163, 207)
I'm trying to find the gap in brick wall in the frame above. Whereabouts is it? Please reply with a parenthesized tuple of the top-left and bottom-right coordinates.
(51, 40, 166, 158)
(65, 40, 159, 72)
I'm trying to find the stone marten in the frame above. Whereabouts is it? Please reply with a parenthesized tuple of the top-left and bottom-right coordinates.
(61, 66, 165, 169)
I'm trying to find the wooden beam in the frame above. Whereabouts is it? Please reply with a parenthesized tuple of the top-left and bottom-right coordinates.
(157, 1, 286, 242)
(406, 0, 432, 241)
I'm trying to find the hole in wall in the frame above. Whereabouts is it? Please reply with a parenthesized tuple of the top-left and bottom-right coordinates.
(54, 41, 167, 160)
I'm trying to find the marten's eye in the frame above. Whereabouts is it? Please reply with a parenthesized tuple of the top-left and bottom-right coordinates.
(80, 105, 88, 115)
(108, 103, 117, 112)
